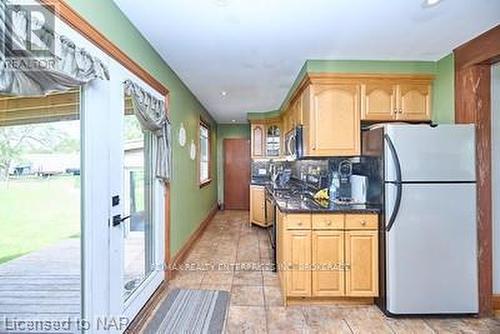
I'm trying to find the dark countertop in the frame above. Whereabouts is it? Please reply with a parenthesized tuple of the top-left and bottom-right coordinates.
(264, 182, 381, 214)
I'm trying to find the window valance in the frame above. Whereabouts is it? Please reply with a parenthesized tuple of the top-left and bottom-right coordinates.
(0, 0, 109, 96)
(124, 79, 171, 182)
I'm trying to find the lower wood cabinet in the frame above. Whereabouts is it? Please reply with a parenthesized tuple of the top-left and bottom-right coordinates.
(312, 230, 345, 297)
(285, 230, 312, 296)
(278, 212, 379, 304)
(345, 230, 379, 297)
(250, 186, 266, 226)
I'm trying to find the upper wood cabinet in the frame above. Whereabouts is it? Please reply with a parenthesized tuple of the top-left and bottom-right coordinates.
(303, 83, 361, 157)
(361, 79, 432, 122)
(361, 83, 397, 121)
(398, 83, 431, 121)
(251, 121, 282, 159)
(251, 124, 265, 158)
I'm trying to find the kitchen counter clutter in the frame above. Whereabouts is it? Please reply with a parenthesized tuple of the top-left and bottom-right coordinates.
(267, 185, 381, 214)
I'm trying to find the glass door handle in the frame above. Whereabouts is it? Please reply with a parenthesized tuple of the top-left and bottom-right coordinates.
(112, 214, 131, 226)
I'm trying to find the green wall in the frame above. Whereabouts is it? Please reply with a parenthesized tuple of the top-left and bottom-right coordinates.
(433, 54, 455, 124)
(216, 124, 250, 203)
(66, 0, 218, 256)
(251, 56, 456, 124)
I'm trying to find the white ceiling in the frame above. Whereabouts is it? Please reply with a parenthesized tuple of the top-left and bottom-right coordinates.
(114, 0, 500, 123)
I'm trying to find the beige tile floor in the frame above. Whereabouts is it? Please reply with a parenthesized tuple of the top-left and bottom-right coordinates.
(158, 210, 500, 333)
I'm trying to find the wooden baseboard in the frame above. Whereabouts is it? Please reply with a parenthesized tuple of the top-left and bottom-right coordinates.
(167, 204, 218, 279)
(492, 294, 500, 310)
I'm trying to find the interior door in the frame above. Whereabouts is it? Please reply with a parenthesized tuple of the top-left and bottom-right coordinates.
(224, 139, 250, 210)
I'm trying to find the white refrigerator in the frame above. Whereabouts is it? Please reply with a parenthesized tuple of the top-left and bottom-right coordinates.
(365, 124, 478, 315)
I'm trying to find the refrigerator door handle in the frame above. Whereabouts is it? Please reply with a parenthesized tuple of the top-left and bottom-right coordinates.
(385, 134, 403, 232)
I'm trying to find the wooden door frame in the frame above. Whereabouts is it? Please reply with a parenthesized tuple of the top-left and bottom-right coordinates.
(454, 24, 500, 316)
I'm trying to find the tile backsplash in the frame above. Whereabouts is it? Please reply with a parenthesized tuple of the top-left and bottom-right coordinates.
(251, 156, 381, 202)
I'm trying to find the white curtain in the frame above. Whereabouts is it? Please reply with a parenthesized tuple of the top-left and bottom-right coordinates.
(0, 0, 109, 96)
(124, 79, 171, 182)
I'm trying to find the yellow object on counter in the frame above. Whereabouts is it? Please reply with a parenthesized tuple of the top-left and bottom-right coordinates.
(313, 188, 329, 201)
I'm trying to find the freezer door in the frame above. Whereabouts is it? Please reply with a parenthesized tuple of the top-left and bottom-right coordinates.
(385, 124, 476, 182)
(385, 183, 478, 314)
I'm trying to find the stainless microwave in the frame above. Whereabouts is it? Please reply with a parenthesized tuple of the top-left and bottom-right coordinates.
(284, 125, 304, 159)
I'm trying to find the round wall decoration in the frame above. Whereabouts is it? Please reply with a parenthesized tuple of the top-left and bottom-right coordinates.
(178, 123, 187, 147)
(190, 140, 196, 160)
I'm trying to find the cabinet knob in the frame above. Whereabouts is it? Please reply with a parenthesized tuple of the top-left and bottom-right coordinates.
(393, 108, 397, 114)
(297, 221, 302, 226)
(326, 221, 332, 226)
(360, 220, 367, 226)
(399, 108, 403, 114)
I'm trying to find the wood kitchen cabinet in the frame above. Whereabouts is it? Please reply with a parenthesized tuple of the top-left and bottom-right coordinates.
(398, 83, 431, 121)
(285, 229, 312, 296)
(345, 230, 379, 297)
(302, 83, 361, 157)
(361, 82, 397, 121)
(251, 124, 265, 158)
(360, 80, 432, 121)
(250, 121, 282, 158)
(250, 185, 266, 226)
(278, 211, 379, 305)
(312, 230, 345, 296)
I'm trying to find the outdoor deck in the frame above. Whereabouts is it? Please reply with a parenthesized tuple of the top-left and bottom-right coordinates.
(0, 239, 80, 333)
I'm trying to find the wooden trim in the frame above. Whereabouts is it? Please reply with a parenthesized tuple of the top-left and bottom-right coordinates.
(40, 0, 169, 96)
(454, 25, 500, 317)
(198, 118, 212, 187)
(454, 25, 500, 69)
(167, 204, 218, 279)
(493, 295, 500, 310)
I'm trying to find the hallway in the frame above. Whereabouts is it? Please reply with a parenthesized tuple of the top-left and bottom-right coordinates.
(146, 211, 500, 333)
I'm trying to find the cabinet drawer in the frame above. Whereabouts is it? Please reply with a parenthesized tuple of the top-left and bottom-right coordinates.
(312, 214, 344, 229)
(345, 214, 378, 230)
(284, 214, 311, 229)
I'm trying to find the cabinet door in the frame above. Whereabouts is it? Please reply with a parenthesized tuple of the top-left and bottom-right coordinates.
(397, 83, 431, 121)
(310, 84, 361, 156)
(345, 230, 379, 297)
(312, 231, 345, 297)
(250, 186, 265, 225)
(361, 83, 397, 121)
(284, 230, 312, 297)
(251, 124, 265, 158)
(265, 124, 281, 157)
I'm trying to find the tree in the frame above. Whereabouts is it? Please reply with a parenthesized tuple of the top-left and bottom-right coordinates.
(0, 124, 68, 180)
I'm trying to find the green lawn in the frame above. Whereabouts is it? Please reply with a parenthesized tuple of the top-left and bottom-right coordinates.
(0, 176, 80, 264)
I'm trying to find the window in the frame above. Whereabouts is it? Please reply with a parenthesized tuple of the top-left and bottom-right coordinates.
(199, 120, 211, 186)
